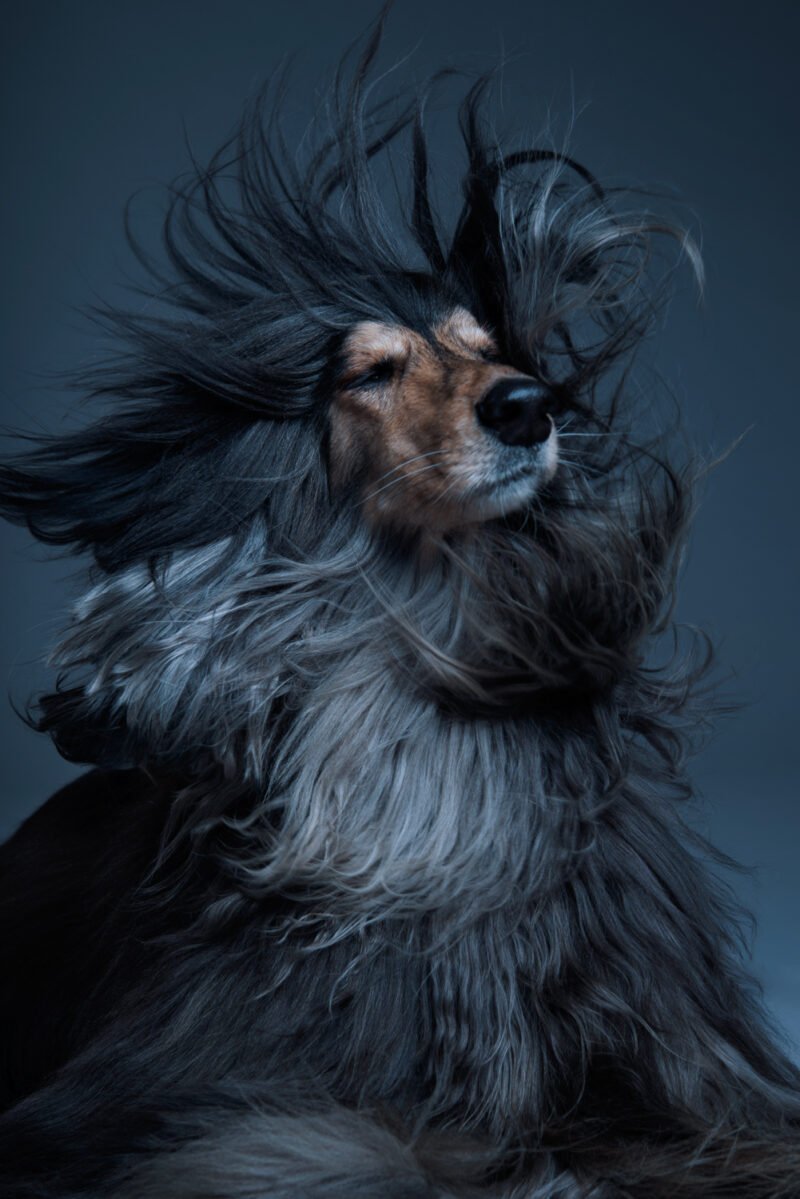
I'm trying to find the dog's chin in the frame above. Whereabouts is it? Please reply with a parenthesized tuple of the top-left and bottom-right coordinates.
(465, 471, 545, 522)
(463, 438, 559, 524)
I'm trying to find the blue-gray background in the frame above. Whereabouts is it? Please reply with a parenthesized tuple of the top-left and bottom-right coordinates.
(1, 2, 797, 1056)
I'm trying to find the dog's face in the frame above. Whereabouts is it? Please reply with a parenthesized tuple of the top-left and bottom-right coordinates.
(328, 307, 560, 530)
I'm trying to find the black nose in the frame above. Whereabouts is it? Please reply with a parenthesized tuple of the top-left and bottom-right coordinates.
(475, 379, 554, 447)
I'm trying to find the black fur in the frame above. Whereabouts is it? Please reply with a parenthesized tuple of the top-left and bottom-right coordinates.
(1, 18, 798, 1198)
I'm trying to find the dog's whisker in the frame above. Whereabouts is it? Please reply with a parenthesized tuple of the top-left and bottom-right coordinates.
(557, 431, 615, 438)
(354, 452, 449, 504)
(555, 456, 606, 477)
(360, 458, 449, 502)
(362, 449, 450, 494)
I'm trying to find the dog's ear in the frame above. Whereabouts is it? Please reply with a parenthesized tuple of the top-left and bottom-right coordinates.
(0, 399, 320, 571)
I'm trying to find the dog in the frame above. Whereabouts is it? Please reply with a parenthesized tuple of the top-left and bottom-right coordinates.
(1, 21, 799, 1198)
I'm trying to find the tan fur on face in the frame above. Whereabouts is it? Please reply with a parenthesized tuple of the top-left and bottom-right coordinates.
(329, 308, 558, 530)
(434, 309, 499, 358)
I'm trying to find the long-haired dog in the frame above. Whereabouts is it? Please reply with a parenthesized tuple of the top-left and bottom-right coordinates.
(1, 23, 798, 1199)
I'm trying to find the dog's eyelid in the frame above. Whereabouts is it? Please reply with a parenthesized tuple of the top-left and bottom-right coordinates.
(343, 357, 399, 391)
(437, 336, 502, 363)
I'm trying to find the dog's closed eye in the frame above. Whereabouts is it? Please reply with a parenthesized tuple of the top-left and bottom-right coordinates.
(347, 359, 398, 391)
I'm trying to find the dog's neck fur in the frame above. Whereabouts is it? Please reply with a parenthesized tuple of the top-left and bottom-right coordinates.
(58, 513, 796, 1142)
(51, 491, 687, 935)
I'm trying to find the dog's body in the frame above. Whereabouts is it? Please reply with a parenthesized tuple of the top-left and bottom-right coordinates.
(1, 26, 799, 1198)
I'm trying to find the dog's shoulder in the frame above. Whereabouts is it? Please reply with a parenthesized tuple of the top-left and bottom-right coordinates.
(0, 770, 170, 1107)
(0, 769, 167, 903)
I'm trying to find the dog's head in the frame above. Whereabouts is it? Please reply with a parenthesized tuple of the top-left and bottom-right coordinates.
(329, 306, 561, 530)
(0, 26, 701, 773)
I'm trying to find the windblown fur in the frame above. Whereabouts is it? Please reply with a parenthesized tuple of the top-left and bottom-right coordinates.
(1, 18, 798, 1198)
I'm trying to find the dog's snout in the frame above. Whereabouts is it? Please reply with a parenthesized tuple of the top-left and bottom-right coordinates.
(475, 379, 554, 447)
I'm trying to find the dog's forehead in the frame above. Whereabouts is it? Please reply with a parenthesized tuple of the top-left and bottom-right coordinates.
(344, 322, 414, 362)
(435, 308, 496, 352)
(342, 308, 494, 362)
